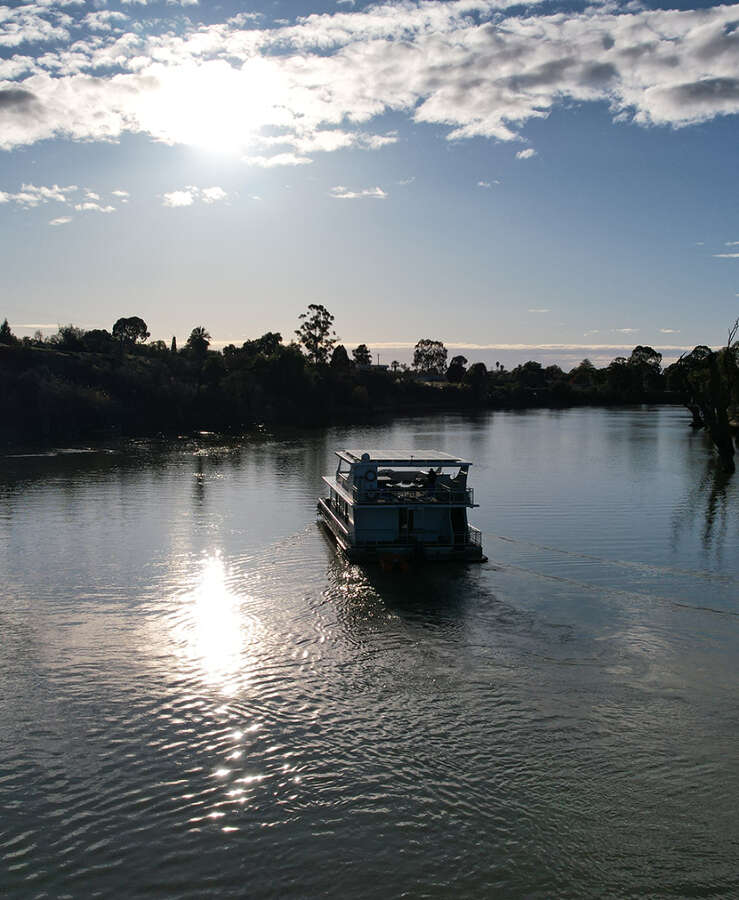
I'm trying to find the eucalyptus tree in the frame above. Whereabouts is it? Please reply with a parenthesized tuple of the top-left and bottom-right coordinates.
(296, 304, 336, 365)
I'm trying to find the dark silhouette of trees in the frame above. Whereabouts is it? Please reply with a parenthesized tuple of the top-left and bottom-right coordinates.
(112, 317, 150, 346)
(447, 355, 468, 383)
(331, 344, 352, 371)
(352, 344, 372, 366)
(0, 319, 17, 345)
(185, 326, 211, 357)
(171, 336, 177, 353)
(296, 304, 336, 364)
(668, 322, 738, 473)
(413, 339, 447, 375)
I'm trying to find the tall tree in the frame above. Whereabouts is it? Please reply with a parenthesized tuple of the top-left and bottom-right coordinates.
(112, 316, 150, 346)
(0, 318, 17, 345)
(186, 326, 211, 357)
(412, 338, 448, 375)
(672, 321, 738, 473)
(352, 343, 372, 366)
(330, 344, 352, 371)
(295, 304, 336, 364)
(171, 336, 177, 353)
(446, 355, 468, 383)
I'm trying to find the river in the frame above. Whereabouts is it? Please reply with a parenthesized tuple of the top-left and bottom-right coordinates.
(1, 406, 737, 897)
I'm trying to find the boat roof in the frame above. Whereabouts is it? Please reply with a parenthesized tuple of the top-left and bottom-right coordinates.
(336, 448, 471, 467)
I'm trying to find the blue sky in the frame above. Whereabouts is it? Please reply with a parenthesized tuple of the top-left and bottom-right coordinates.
(1, 0, 737, 367)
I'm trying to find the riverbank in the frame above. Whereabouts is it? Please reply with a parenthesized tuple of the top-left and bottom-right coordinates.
(0, 341, 679, 449)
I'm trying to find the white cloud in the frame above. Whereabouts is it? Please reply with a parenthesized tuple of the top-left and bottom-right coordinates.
(0, 0, 738, 166)
(49, 216, 72, 225)
(112, 189, 130, 201)
(714, 253, 739, 259)
(528, 308, 550, 313)
(162, 189, 196, 207)
(82, 11, 128, 33)
(330, 185, 387, 199)
(659, 328, 680, 333)
(201, 186, 228, 203)
(615, 327, 639, 333)
(478, 180, 491, 188)
(397, 176, 415, 185)
(73, 201, 115, 212)
(0, 183, 77, 207)
(162, 185, 228, 206)
(725, 240, 739, 246)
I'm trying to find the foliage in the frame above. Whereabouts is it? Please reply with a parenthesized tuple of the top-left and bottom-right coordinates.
(0, 318, 17, 345)
(185, 325, 211, 357)
(296, 304, 336, 364)
(352, 344, 372, 366)
(667, 322, 738, 472)
(413, 338, 447, 375)
(331, 344, 352, 371)
(112, 316, 150, 346)
(447, 355, 468, 383)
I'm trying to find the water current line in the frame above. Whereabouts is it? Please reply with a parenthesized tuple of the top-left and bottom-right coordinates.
(487, 534, 739, 585)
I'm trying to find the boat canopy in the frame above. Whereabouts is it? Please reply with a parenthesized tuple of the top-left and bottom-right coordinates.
(336, 449, 472, 468)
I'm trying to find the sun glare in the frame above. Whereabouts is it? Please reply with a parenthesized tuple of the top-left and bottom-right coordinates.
(136, 59, 290, 155)
(177, 553, 257, 690)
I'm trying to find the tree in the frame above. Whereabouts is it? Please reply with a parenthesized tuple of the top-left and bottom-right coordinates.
(50, 324, 85, 351)
(82, 329, 115, 353)
(330, 344, 352, 371)
(112, 316, 150, 346)
(390, 360, 400, 372)
(627, 345, 663, 392)
(171, 336, 177, 354)
(352, 343, 372, 366)
(446, 355, 468, 383)
(186, 326, 211, 357)
(413, 338, 447, 375)
(0, 318, 17, 345)
(464, 362, 489, 401)
(296, 304, 336, 364)
(672, 322, 738, 472)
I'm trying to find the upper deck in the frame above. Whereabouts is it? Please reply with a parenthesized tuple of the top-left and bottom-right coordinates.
(327, 448, 477, 507)
(336, 449, 472, 468)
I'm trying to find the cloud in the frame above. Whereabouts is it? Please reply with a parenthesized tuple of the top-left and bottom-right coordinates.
(73, 201, 115, 212)
(398, 176, 415, 185)
(0, 183, 77, 207)
(162, 185, 228, 206)
(49, 216, 72, 225)
(112, 189, 130, 201)
(201, 186, 227, 203)
(713, 253, 739, 259)
(330, 185, 387, 199)
(162, 189, 195, 207)
(659, 328, 680, 333)
(478, 180, 491, 188)
(528, 308, 550, 313)
(0, 0, 738, 165)
(725, 240, 739, 246)
(615, 327, 639, 333)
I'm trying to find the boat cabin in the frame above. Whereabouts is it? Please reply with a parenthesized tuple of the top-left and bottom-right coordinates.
(317, 449, 485, 562)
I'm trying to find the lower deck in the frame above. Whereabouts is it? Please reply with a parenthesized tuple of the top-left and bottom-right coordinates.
(317, 498, 487, 562)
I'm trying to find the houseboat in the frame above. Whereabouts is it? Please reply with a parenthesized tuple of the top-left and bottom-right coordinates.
(317, 449, 486, 563)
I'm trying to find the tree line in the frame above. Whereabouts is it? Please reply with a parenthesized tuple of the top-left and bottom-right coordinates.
(1, 307, 737, 471)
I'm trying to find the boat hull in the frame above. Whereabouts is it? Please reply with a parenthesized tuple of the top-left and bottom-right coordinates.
(317, 499, 487, 563)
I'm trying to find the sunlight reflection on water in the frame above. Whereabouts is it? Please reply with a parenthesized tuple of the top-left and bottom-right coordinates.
(172, 554, 260, 692)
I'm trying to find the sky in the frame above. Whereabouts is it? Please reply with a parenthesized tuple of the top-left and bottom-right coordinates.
(1, 0, 737, 368)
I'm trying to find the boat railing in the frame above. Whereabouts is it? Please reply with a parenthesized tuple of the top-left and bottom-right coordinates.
(353, 484, 473, 505)
(467, 525, 482, 546)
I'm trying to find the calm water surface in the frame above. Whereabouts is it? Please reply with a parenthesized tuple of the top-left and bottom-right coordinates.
(1, 407, 738, 898)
